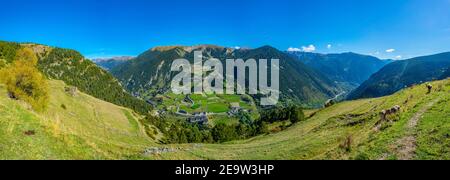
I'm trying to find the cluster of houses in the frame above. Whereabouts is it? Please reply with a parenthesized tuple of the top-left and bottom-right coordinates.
(147, 93, 248, 126)
(227, 102, 241, 116)
(178, 102, 243, 126)
(187, 112, 209, 125)
(184, 95, 194, 104)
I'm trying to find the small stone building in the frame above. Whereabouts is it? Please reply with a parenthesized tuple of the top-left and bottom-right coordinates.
(228, 102, 241, 116)
(187, 112, 209, 125)
(64, 86, 78, 97)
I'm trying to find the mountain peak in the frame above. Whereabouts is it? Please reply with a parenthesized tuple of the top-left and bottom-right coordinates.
(257, 45, 278, 51)
(184, 45, 231, 52)
(92, 56, 134, 63)
(150, 46, 184, 52)
(150, 45, 233, 53)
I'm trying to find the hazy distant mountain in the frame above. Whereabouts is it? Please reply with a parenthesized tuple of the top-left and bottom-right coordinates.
(112, 45, 342, 107)
(348, 52, 450, 100)
(93, 56, 134, 70)
(288, 51, 392, 85)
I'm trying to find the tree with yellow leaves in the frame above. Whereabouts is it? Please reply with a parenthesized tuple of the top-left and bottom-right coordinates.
(0, 47, 49, 111)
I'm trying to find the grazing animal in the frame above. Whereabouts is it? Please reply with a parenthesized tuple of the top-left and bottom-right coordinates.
(385, 109, 392, 115)
(379, 110, 387, 122)
(391, 105, 401, 113)
(426, 84, 433, 94)
(379, 105, 401, 123)
(324, 99, 335, 108)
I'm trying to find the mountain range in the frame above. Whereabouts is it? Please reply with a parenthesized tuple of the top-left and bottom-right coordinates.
(1, 40, 449, 160)
(348, 52, 450, 99)
(111, 45, 342, 107)
(288, 51, 392, 85)
(92, 56, 134, 70)
(6, 40, 447, 108)
(441, 67, 450, 79)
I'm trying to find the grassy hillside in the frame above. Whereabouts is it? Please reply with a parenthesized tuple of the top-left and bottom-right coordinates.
(1, 79, 448, 160)
(143, 79, 450, 160)
(0, 41, 152, 115)
(0, 80, 155, 160)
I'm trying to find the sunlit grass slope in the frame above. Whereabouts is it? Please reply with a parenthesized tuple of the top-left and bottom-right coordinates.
(149, 79, 450, 160)
(1, 79, 448, 160)
(0, 80, 155, 160)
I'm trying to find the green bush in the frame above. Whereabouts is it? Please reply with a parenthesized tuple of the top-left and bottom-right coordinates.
(0, 41, 21, 63)
(260, 105, 305, 124)
(0, 59, 6, 68)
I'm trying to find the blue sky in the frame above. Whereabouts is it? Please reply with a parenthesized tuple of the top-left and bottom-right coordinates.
(0, 0, 449, 59)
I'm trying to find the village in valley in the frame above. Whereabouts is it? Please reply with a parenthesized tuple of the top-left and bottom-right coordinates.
(149, 92, 258, 126)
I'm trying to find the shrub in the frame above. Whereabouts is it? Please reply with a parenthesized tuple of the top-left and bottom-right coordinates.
(289, 105, 305, 124)
(0, 48, 49, 111)
(260, 105, 305, 124)
(354, 152, 370, 160)
(0, 59, 6, 68)
(340, 135, 353, 152)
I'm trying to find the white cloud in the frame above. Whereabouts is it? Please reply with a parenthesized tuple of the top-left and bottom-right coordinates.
(288, 44, 316, 52)
(327, 44, 332, 49)
(287, 47, 302, 52)
(386, 49, 396, 53)
(394, 55, 402, 60)
(302, 45, 316, 52)
(234, 46, 241, 50)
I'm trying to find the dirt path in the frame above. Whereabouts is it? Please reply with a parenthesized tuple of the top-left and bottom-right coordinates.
(394, 98, 440, 160)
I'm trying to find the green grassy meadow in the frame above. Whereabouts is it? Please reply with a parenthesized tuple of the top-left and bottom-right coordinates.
(0, 80, 155, 160)
(1, 79, 448, 160)
(146, 79, 450, 160)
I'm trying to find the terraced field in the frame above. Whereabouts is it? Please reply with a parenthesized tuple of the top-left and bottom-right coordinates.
(158, 93, 256, 114)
